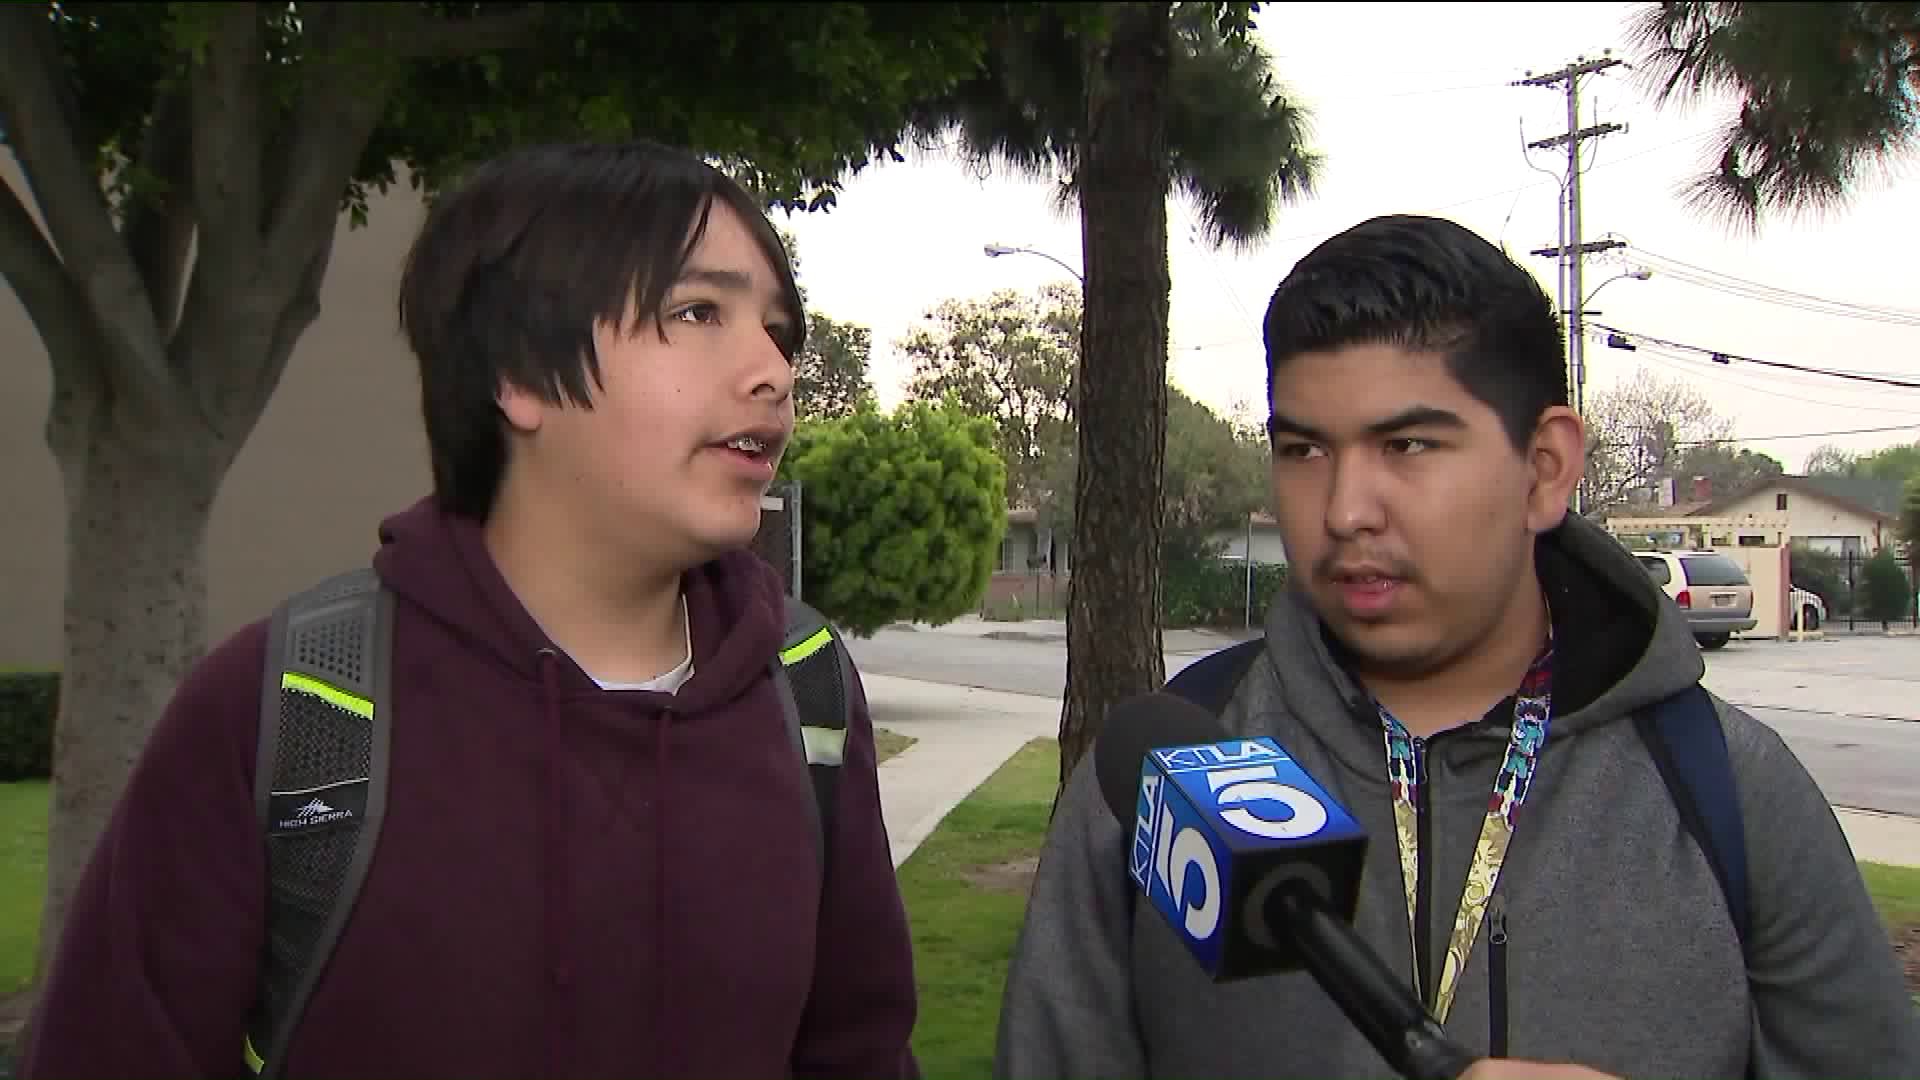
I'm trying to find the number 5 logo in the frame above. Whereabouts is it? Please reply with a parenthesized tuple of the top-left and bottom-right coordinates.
(1207, 765, 1329, 840)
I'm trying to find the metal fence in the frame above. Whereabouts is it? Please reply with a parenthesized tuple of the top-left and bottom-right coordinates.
(1830, 548, 1918, 631)
(752, 481, 804, 600)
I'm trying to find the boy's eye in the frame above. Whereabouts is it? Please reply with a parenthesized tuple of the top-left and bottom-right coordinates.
(671, 303, 720, 325)
(1274, 441, 1325, 461)
(1386, 437, 1434, 455)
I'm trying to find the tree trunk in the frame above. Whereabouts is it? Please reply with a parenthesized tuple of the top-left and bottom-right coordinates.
(1057, 1, 1173, 795)
(34, 406, 228, 983)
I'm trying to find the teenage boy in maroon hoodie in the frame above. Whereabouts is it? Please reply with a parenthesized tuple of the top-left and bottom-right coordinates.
(20, 140, 919, 1080)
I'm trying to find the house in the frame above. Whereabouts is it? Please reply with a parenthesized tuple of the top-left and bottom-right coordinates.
(987, 507, 1288, 608)
(1687, 474, 1902, 557)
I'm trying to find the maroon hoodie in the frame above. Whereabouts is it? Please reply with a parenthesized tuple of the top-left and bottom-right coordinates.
(21, 497, 920, 1080)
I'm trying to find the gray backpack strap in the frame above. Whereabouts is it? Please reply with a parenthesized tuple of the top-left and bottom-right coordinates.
(245, 569, 395, 1078)
(772, 598, 853, 879)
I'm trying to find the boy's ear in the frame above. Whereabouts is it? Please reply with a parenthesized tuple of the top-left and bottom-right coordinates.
(497, 379, 544, 434)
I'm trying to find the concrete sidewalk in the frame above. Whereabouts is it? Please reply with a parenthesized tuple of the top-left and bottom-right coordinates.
(887, 614, 1257, 655)
(866, 674, 1058, 868)
(865, 674, 1920, 870)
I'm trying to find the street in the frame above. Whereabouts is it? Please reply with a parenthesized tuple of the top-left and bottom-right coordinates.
(845, 626, 1920, 818)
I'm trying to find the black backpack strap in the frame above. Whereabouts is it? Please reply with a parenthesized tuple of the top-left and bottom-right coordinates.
(1634, 684, 1753, 956)
(773, 598, 852, 879)
(1164, 638, 1266, 716)
(246, 569, 395, 1078)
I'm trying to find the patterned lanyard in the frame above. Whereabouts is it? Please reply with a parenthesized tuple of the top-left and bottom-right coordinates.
(1378, 645, 1554, 1024)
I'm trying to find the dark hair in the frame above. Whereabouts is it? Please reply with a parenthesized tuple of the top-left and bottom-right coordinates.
(398, 140, 807, 520)
(1261, 214, 1566, 449)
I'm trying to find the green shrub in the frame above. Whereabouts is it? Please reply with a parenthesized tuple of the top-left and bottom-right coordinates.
(1162, 558, 1289, 628)
(0, 671, 57, 781)
(1862, 547, 1914, 628)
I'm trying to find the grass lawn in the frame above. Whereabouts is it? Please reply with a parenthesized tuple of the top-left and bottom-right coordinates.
(0, 782, 45, 997)
(896, 739, 1057, 1079)
(875, 727, 917, 765)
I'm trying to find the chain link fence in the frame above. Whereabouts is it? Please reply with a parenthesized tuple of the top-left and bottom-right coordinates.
(752, 481, 804, 600)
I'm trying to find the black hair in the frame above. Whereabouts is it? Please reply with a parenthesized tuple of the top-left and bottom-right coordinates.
(398, 139, 806, 520)
(1261, 214, 1566, 449)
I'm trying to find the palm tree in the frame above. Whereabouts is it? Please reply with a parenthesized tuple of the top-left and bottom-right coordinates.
(917, 2, 1320, 788)
(1628, 2, 1920, 229)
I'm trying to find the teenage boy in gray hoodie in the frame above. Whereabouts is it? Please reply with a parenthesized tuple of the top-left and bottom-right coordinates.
(994, 214, 1920, 1080)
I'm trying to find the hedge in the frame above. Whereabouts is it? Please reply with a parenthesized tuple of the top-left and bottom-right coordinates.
(1163, 558, 1289, 629)
(0, 671, 57, 781)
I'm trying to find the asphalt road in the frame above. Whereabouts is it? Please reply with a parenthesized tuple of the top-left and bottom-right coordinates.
(844, 628, 1920, 818)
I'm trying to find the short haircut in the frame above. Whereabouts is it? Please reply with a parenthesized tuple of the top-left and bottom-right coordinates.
(1261, 214, 1566, 450)
(398, 140, 806, 519)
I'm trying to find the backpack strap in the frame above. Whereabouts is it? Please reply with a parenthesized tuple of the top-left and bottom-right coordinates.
(1634, 684, 1753, 956)
(1164, 638, 1266, 716)
(246, 569, 395, 1079)
(772, 598, 852, 879)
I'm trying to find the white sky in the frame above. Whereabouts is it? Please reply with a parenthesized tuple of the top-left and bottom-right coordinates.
(779, 1, 1920, 474)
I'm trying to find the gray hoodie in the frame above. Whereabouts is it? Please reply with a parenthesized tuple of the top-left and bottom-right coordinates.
(994, 515, 1920, 1079)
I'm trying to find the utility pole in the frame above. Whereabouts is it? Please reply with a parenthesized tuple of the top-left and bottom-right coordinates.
(1519, 54, 1624, 420)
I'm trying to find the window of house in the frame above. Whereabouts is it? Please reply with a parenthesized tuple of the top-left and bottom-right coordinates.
(1776, 493, 1789, 511)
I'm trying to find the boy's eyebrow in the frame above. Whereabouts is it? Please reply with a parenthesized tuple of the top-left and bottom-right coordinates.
(672, 266, 755, 292)
(1366, 405, 1467, 434)
(1266, 405, 1467, 441)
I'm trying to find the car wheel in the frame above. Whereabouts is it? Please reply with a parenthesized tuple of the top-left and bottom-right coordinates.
(1696, 633, 1731, 651)
(1801, 606, 1821, 631)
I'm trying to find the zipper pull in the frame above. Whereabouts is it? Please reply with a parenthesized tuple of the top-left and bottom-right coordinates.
(1488, 892, 1507, 945)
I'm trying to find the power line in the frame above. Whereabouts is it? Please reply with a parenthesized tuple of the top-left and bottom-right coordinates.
(1616, 338, 1920, 416)
(1625, 244, 1920, 319)
(1589, 421, 1920, 452)
(1617, 247, 1920, 329)
(1591, 322, 1920, 390)
(1251, 130, 1716, 257)
(1677, 422, 1920, 446)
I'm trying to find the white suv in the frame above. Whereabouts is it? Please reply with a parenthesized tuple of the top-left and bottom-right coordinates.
(1632, 550, 1757, 650)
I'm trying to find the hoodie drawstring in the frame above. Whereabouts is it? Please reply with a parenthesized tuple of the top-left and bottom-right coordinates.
(653, 718, 672, 1078)
(537, 649, 565, 1079)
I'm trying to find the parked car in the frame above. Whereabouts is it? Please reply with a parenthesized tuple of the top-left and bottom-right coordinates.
(1632, 550, 1757, 650)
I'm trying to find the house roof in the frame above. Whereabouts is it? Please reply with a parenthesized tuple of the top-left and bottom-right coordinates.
(1689, 474, 1900, 523)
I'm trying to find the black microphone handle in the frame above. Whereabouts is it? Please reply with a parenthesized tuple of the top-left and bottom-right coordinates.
(1270, 882, 1477, 1080)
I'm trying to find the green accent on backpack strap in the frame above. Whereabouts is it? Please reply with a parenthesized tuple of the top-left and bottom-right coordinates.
(780, 625, 834, 667)
(280, 672, 372, 720)
(246, 569, 394, 1078)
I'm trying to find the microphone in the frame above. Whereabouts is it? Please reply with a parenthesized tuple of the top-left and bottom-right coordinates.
(1094, 692, 1476, 1080)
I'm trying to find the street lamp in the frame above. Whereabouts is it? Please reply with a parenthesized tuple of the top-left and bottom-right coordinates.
(1580, 267, 1652, 316)
(982, 242, 1084, 285)
(1568, 265, 1651, 415)
(1568, 265, 1651, 517)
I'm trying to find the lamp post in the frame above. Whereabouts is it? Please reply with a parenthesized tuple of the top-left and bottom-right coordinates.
(983, 242, 1084, 580)
(1569, 267, 1651, 516)
(1569, 267, 1650, 416)
(983, 242, 1085, 285)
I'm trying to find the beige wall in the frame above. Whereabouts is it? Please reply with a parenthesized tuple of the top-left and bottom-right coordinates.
(1, 156, 433, 669)
(1213, 522, 1289, 565)
(1719, 543, 1791, 639)
(1714, 486, 1888, 554)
